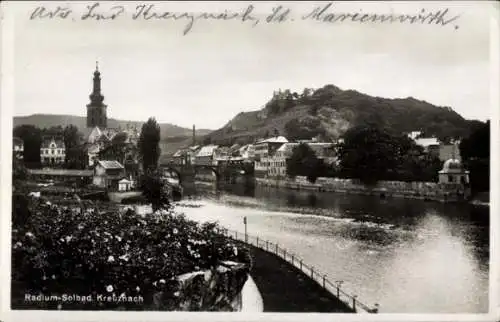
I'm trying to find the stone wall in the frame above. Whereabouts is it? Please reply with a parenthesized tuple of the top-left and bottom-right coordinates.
(256, 176, 471, 202)
(151, 261, 250, 311)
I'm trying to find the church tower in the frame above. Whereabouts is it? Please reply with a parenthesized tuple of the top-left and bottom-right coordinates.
(86, 61, 107, 128)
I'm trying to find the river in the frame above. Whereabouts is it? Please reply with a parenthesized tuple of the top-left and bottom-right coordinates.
(175, 182, 489, 313)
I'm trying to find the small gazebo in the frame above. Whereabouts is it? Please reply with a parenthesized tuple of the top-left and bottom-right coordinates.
(438, 158, 469, 185)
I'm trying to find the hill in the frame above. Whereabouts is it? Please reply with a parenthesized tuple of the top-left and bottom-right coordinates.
(13, 114, 212, 140)
(203, 85, 484, 146)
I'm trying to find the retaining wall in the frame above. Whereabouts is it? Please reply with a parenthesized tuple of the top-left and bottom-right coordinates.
(256, 176, 471, 203)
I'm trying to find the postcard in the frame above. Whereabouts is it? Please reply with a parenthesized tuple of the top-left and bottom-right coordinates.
(1, 1, 498, 322)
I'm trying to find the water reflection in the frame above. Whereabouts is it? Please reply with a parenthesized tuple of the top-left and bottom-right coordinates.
(181, 183, 489, 313)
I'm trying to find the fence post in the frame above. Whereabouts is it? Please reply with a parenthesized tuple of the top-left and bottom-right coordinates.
(266, 240, 269, 251)
(284, 249, 286, 261)
(335, 281, 343, 299)
(291, 254, 294, 265)
(300, 259, 302, 270)
(235, 231, 238, 240)
(352, 295, 357, 312)
(275, 244, 278, 254)
(323, 275, 326, 288)
(311, 267, 314, 279)
(256, 236, 259, 247)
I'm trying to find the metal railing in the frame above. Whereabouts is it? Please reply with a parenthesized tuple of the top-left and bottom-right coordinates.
(218, 228, 379, 314)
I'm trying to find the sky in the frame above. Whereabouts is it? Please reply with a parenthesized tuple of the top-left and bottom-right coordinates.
(8, 1, 496, 130)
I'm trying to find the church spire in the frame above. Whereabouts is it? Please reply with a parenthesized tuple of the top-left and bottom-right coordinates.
(86, 61, 107, 129)
(90, 61, 104, 104)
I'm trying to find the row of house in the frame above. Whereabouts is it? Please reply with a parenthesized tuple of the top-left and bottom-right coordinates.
(167, 131, 464, 180)
(12, 125, 141, 167)
(169, 136, 338, 178)
(27, 160, 134, 192)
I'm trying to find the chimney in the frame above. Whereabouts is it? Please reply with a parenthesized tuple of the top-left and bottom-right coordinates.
(192, 124, 196, 146)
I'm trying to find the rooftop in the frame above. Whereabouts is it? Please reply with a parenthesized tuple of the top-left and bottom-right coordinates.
(41, 138, 65, 149)
(28, 169, 93, 177)
(256, 136, 289, 144)
(196, 145, 219, 157)
(97, 160, 124, 169)
(414, 137, 440, 147)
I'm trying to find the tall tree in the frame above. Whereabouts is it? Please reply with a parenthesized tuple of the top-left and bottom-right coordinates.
(63, 125, 85, 169)
(338, 125, 411, 184)
(286, 143, 323, 183)
(460, 120, 490, 193)
(140, 169, 171, 212)
(13, 125, 43, 167)
(138, 117, 161, 172)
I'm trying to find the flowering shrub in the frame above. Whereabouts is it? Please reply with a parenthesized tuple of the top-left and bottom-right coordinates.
(12, 194, 251, 310)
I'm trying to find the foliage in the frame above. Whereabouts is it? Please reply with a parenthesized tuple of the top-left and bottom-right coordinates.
(63, 125, 85, 169)
(13, 125, 43, 166)
(286, 143, 323, 183)
(11, 196, 250, 310)
(138, 117, 161, 172)
(99, 133, 136, 166)
(337, 125, 439, 184)
(284, 118, 325, 141)
(139, 169, 171, 212)
(460, 120, 490, 193)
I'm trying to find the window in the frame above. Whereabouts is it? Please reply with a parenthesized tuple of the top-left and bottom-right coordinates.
(448, 175, 454, 183)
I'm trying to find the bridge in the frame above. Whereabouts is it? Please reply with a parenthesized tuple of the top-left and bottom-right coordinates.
(159, 162, 249, 187)
(160, 163, 219, 185)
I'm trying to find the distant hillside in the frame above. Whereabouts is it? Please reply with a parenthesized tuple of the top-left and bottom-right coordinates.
(13, 114, 212, 140)
(203, 85, 484, 145)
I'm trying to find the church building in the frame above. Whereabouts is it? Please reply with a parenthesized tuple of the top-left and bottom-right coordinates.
(87, 62, 107, 129)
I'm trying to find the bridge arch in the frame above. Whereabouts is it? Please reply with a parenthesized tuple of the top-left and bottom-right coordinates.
(160, 164, 221, 185)
(161, 166, 183, 184)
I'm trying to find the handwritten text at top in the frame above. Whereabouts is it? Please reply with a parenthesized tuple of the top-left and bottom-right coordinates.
(28, 2, 462, 35)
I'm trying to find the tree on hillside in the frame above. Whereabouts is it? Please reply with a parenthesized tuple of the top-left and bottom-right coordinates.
(287, 143, 323, 183)
(13, 125, 43, 167)
(460, 120, 490, 193)
(138, 117, 161, 172)
(284, 118, 325, 141)
(303, 87, 314, 98)
(338, 125, 415, 184)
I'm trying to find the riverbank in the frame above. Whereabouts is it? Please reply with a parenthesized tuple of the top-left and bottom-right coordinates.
(255, 176, 472, 203)
(237, 242, 353, 313)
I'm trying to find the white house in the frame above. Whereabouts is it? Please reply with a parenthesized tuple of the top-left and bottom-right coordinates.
(40, 138, 65, 165)
(93, 160, 125, 190)
(254, 136, 289, 177)
(412, 137, 441, 156)
(118, 178, 132, 192)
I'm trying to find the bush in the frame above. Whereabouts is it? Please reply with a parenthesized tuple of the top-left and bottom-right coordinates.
(12, 196, 250, 310)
